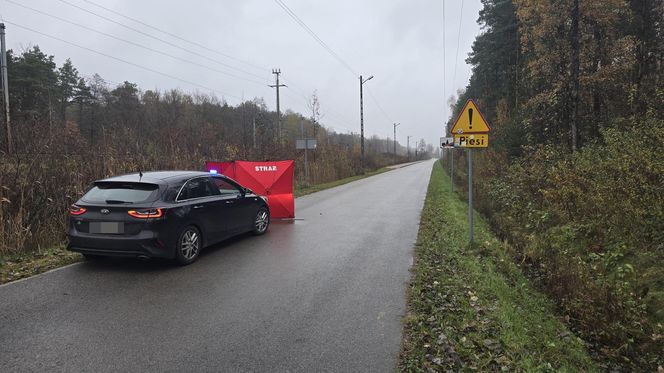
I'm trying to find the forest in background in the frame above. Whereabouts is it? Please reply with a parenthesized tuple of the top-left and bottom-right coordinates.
(446, 0, 662, 370)
(0, 0, 662, 369)
(0, 45, 434, 258)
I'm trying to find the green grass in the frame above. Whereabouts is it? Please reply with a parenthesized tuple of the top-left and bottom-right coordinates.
(0, 245, 81, 285)
(294, 167, 389, 197)
(400, 160, 598, 372)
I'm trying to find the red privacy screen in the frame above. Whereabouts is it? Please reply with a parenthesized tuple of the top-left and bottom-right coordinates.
(205, 160, 295, 218)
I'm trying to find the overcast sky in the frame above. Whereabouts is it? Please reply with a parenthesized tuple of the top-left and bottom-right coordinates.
(1, 0, 483, 146)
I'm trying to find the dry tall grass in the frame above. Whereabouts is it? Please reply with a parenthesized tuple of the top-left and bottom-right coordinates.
(0, 119, 412, 255)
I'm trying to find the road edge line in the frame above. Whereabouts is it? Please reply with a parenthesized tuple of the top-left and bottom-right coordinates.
(0, 261, 82, 289)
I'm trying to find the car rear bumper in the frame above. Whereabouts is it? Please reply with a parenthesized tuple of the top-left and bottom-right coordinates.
(67, 230, 175, 259)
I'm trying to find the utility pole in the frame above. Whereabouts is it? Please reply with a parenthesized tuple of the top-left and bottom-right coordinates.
(393, 122, 400, 162)
(407, 135, 411, 161)
(269, 69, 286, 143)
(359, 75, 373, 172)
(0, 23, 12, 154)
(252, 116, 256, 149)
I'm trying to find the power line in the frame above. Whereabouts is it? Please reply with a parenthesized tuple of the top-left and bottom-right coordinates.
(81, 0, 269, 73)
(442, 0, 447, 123)
(43, 0, 366, 135)
(52, 0, 359, 128)
(453, 0, 465, 95)
(4, 20, 365, 139)
(366, 88, 394, 123)
(266, 76, 357, 134)
(279, 77, 356, 130)
(273, 0, 398, 134)
(4, 20, 243, 101)
(273, 0, 357, 76)
(273, 82, 356, 134)
(4, 0, 268, 87)
(54, 0, 269, 83)
(82, 74, 120, 87)
(9, 0, 377, 138)
(67, 0, 365, 132)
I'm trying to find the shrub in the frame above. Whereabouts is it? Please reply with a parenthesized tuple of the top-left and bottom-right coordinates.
(461, 117, 664, 369)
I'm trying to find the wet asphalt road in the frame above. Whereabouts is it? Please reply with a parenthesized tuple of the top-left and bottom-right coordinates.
(0, 160, 434, 373)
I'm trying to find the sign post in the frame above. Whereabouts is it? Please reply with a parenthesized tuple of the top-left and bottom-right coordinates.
(468, 148, 473, 242)
(440, 136, 455, 192)
(296, 139, 317, 184)
(450, 99, 490, 244)
(450, 148, 454, 192)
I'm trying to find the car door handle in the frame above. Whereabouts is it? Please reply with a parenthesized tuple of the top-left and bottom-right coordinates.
(224, 200, 235, 204)
(193, 205, 205, 209)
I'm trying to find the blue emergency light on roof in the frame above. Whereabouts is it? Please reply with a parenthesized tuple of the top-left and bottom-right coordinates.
(209, 169, 218, 174)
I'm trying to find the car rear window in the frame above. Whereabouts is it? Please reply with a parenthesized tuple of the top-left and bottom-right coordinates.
(82, 182, 159, 204)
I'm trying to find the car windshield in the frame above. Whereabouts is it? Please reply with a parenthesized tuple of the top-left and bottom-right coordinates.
(82, 182, 159, 204)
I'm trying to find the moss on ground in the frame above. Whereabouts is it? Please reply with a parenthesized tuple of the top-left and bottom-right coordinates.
(0, 245, 81, 285)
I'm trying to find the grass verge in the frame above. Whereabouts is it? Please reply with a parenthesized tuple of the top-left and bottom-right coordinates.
(0, 244, 81, 285)
(0, 166, 392, 285)
(294, 167, 389, 197)
(399, 160, 598, 372)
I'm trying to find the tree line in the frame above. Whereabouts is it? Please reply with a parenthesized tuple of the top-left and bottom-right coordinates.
(0, 45, 433, 257)
(447, 0, 662, 370)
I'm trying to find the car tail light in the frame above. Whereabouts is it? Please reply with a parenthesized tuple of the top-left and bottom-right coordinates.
(69, 205, 87, 216)
(128, 208, 164, 219)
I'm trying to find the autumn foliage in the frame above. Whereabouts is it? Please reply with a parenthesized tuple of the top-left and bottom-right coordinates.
(448, 0, 663, 369)
(0, 47, 430, 257)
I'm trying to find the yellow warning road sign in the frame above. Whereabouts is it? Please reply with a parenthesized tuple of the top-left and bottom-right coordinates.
(450, 99, 491, 134)
(454, 134, 488, 148)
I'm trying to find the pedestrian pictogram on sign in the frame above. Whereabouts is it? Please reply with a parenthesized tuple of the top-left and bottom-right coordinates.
(450, 99, 491, 134)
(440, 137, 454, 148)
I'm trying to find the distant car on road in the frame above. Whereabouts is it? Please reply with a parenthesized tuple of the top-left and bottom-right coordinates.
(67, 171, 270, 265)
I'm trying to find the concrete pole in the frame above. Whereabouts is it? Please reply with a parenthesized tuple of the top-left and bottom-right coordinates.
(407, 135, 411, 161)
(0, 24, 12, 154)
(275, 71, 281, 141)
(359, 76, 364, 171)
(252, 116, 256, 149)
(359, 75, 373, 172)
(269, 69, 286, 143)
(393, 122, 400, 162)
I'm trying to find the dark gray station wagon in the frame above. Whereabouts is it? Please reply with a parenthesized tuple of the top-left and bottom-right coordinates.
(67, 171, 270, 265)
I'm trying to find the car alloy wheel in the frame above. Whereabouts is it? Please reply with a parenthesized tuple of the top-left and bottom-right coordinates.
(253, 208, 269, 235)
(177, 226, 201, 264)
